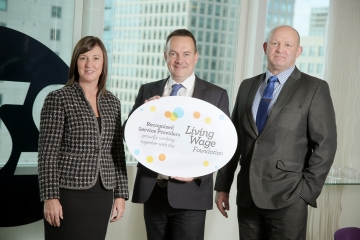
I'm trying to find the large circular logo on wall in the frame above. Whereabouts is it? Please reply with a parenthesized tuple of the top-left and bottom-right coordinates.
(0, 27, 68, 226)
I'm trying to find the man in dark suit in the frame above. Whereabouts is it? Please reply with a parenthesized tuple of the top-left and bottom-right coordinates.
(214, 25, 337, 239)
(126, 29, 229, 240)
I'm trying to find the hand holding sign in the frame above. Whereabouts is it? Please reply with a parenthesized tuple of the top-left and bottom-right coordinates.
(124, 96, 237, 177)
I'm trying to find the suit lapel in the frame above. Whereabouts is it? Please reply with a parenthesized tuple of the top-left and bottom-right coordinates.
(247, 74, 265, 135)
(154, 77, 169, 97)
(192, 76, 206, 99)
(262, 68, 301, 133)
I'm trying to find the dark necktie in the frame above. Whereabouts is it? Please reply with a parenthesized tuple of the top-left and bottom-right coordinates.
(256, 76, 278, 134)
(169, 84, 183, 96)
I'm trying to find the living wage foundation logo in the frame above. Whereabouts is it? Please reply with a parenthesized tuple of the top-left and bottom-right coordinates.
(133, 105, 222, 167)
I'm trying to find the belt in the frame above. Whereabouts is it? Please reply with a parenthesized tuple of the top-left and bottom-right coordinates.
(156, 179, 168, 188)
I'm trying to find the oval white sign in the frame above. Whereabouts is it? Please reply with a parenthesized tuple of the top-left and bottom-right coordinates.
(124, 96, 237, 177)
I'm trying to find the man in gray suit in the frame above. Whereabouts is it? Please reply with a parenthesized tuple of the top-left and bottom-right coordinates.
(214, 25, 337, 239)
(126, 29, 229, 240)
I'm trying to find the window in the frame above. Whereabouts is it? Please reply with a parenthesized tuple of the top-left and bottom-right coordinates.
(299, 63, 307, 72)
(200, 3, 205, 14)
(220, 35, 226, 44)
(204, 31, 210, 41)
(207, 18, 212, 28)
(263, 0, 329, 77)
(204, 59, 209, 69)
(205, 45, 210, 56)
(223, 6, 228, 15)
(211, 60, 217, 69)
(220, 46, 226, 57)
(0, 0, 74, 168)
(274, 1, 279, 10)
(273, 14, 278, 24)
(222, 19, 227, 30)
(215, 6, 221, 16)
(197, 58, 202, 68)
(0, 0, 6, 10)
(210, 73, 216, 83)
(309, 46, 316, 56)
(213, 32, 219, 43)
(51, 6, 61, 18)
(214, 19, 220, 29)
(198, 30, 203, 41)
(302, 46, 307, 56)
(50, 29, 61, 41)
(308, 63, 314, 73)
(280, 15, 285, 24)
(288, 2, 293, 12)
(191, 16, 196, 26)
(208, 4, 213, 15)
(199, 17, 204, 27)
(212, 46, 217, 55)
(198, 45, 203, 55)
(317, 63, 323, 74)
(104, 0, 241, 162)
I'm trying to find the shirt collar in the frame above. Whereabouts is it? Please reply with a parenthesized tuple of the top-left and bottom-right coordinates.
(168, 73, 195, 89)
(265, 65, 295, 84)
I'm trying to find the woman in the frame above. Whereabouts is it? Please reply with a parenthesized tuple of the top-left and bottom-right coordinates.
(38, 36, 129, 239)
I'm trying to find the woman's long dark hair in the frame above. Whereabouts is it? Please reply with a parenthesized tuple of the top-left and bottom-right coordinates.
(66, 36, 108, 96)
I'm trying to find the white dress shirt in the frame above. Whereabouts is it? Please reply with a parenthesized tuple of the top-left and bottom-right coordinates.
(158, 73, 196, 180)
(162, 73, 196, 97)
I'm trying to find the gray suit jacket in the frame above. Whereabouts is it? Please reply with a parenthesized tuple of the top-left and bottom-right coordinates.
(215, 67, 337, 209)
(127, 76, 230, 210)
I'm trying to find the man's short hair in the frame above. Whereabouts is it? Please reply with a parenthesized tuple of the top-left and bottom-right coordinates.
(165, 29, 197, 53)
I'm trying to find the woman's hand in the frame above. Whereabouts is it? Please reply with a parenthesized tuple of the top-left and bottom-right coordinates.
(110, 198, 125, 223)
(44, 199, 63, 227)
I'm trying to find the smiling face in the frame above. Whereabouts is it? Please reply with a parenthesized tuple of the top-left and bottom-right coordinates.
(263, 26, 302, 75)
(77, 45, 104, 84)
(164, 36, 199, 83)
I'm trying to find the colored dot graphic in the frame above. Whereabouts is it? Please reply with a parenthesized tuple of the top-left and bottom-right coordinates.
(164, 111, 172, 118)
(203, 161, 209, 167)
(164, 107, 184, 121)
(158, 154, 166, 161)
(150, 106, 156, 112)
(219, 114, 225, 120)
(204, 117, 211, 124)
(134, 149, 140, 155)
(193, 111, 200, 119)
(170, 114, 177, 121)
(173, 107, 184, 118)
(146, 156, 154, 163)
